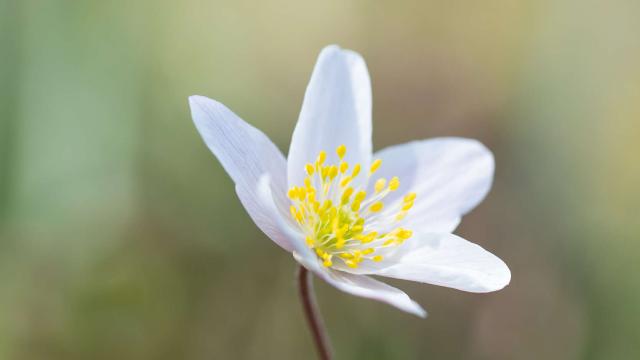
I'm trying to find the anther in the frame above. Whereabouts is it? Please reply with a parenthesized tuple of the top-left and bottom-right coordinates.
(351, 164, 361, 178)
(340, 176, 352, 187)
(396, 229, 413, 239)
(402, 201, 414, 211)
(288, 188, 297, 199)
(305, 163, 315, 175)
(341, 187, 354, 204)
(328, 165, 338, 179)
(370, 159, 382, 173)
(370, 201, 384, 212)
(374, 178, 387, 193)
(317, 151, 327, 164)
(321, 167, 329, 179)
(388, 177, 400, 191)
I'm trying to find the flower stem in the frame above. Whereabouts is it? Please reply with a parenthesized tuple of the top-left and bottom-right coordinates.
(297, 265, 333, 360)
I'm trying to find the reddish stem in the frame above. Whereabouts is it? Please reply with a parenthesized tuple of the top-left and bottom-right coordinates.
(297, 265, 333, 360)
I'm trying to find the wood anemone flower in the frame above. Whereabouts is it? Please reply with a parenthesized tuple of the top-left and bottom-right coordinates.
(189, 45, 510, 319)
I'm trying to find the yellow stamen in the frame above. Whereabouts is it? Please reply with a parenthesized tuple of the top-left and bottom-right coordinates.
(370, 159, 382, 173)
(383, 239, 395, 246)
(396, 229, 413, 239)
(328, 165, 338, 179)
(321, 166, 329, 179)
(359, 232, 378, 243)
(370, 201, 384, 212)
(388, 177, 400, 191)
(341, 187, 354, 204)
(402, 201, 414, 211)
(317, 151, 326, 164)
(351, 164, 361, 178)
(287, 147, 416, 270)
(305, 163, 315, 175)
(374, 178, 387, 193)
(404, 193, 417, 202)
(340, 176, 352, 187)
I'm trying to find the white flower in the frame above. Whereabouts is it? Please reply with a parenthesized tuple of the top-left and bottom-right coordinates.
(189, 45, 510, 317)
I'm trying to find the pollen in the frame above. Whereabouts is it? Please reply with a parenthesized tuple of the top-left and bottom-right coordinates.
(287, 146, 417, 269)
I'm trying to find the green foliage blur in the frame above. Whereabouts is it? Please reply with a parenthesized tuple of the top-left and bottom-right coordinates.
(1, 0, 639, 359)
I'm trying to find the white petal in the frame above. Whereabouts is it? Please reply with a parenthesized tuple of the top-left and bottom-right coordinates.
(189, 95, 293, 251)
(374, 232, 510, 293)
(234, 185, 295, 252)
(371, 137, 494, 233)
(254, 174, 311, 255)
(288, 45, 372, 189)
(293, 252, 426, 317)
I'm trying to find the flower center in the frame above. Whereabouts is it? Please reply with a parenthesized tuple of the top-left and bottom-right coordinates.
(288, 145, 416, 269)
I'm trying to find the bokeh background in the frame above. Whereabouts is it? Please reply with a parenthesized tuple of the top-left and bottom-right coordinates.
(1, 0, 639, 359)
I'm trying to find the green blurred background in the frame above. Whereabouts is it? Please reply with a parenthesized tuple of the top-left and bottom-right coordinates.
(1, 0, 639, 359)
